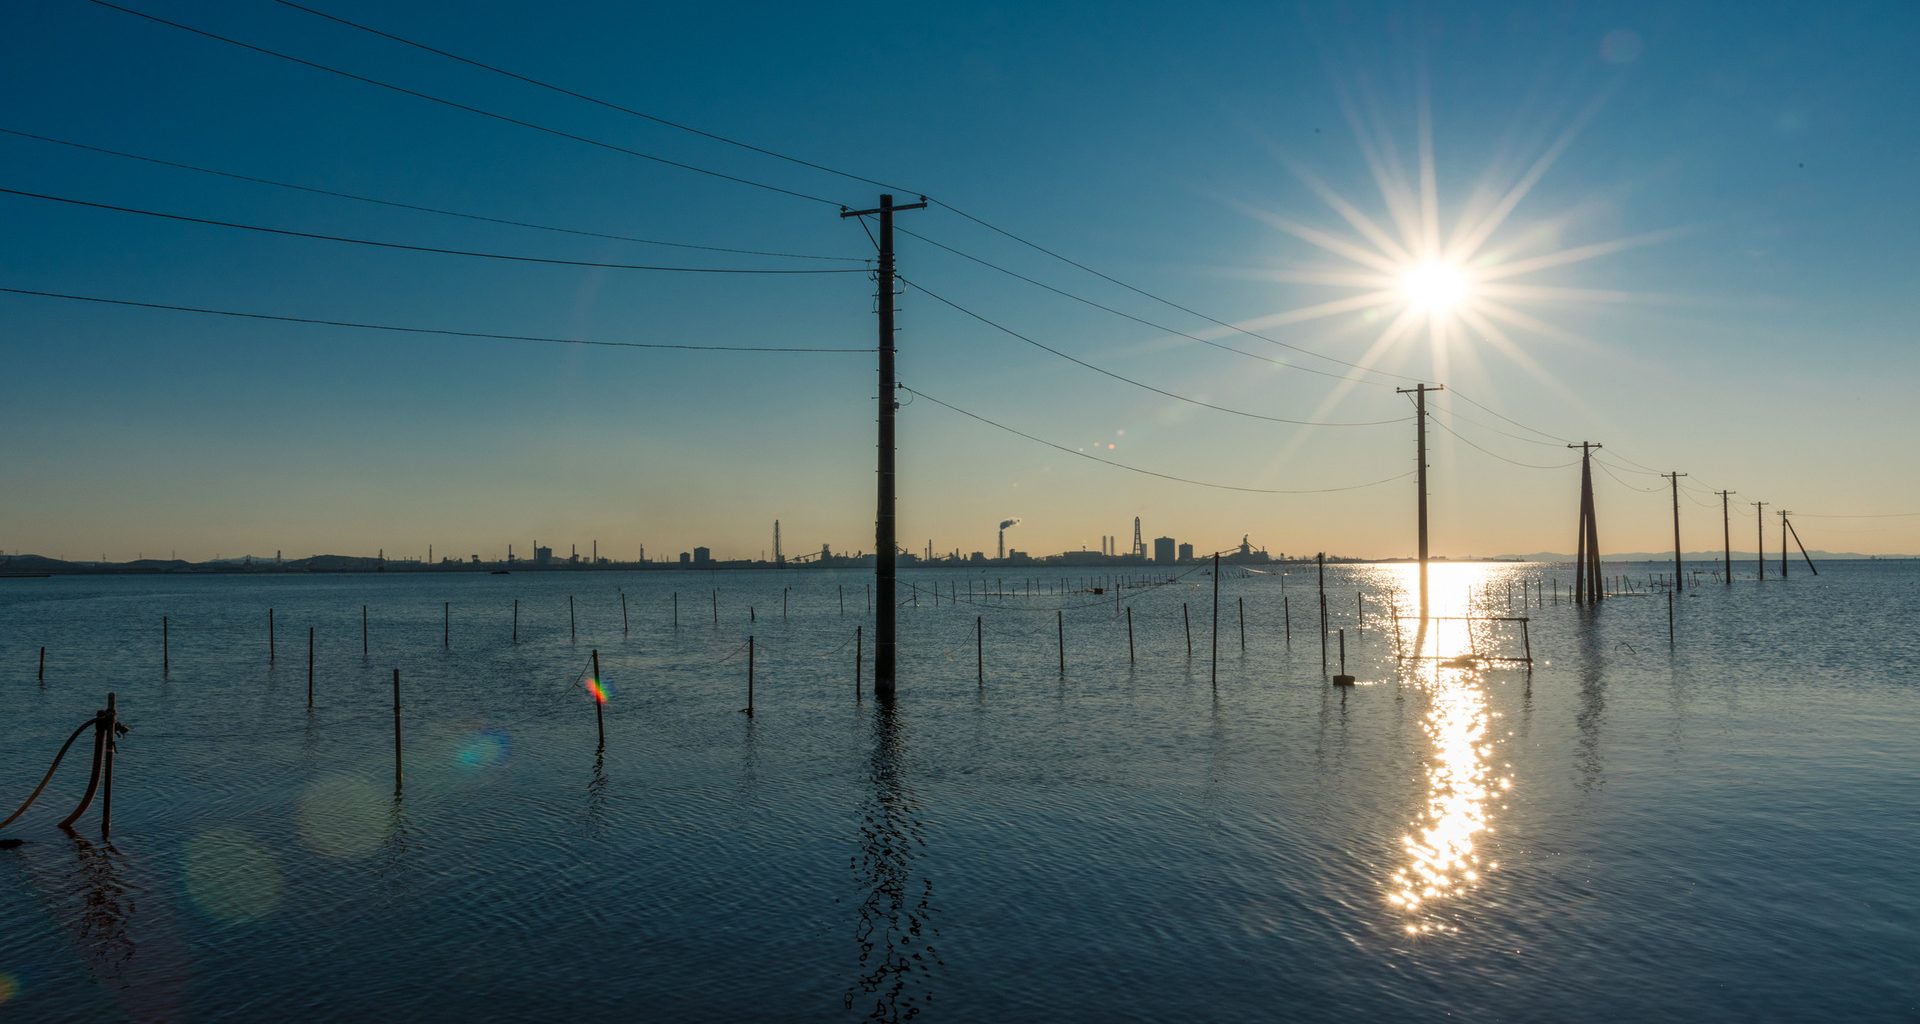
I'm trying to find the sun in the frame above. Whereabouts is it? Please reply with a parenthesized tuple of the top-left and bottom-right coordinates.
(1400, 260, 1471, 313)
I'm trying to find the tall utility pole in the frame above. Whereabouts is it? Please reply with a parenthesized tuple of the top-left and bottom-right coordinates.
(1396, 383, 1443, 617)
(841, 194, 926, 697)
(1718, 490, 1735, 584)
(1568, 443, 1604, 604)
(1663, 472, 1687, 591)
(1779, 509, 1791, 578)
(1752, 501, 1767, 580)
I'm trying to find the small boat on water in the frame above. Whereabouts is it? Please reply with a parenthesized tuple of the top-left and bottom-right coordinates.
(490, 570, 510, 575)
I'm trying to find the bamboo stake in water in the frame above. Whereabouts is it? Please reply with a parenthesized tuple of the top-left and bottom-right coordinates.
(855, 625, 862, 700)
(445, 602, 451, 648)
(714, 589, 719, 625)
(621, 593, 629, 635)
(513, 599, 519, 644)
(743, 637, 755, 716)
(1238, 597, 1245, 652)
(1183, 603, 1192, 656)
(1126, 606, 1135, 664)
(269, 607, 275, 664)
(569, 596, 576, 641)
(1284, 596, 1291, 647)
(307, 626, 314, 708)
(976, 615, 983, 686)
(1668, 590, 1675, 648)
(592, 648, 605, 749)
(1057, 610, 1065, 676)
(39, 646, 45, 682)
(840, 584, 845, 615)
(363, 605, 369, 655)
(392, 669, 403, 795)
(163, 616, 169, 676)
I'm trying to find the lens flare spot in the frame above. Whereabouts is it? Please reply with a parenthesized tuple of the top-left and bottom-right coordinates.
(456, 730, 513, 769)
(0, 973, 19, 1006)
(297, 775, 391, 859)
(183, 829, 283, 923)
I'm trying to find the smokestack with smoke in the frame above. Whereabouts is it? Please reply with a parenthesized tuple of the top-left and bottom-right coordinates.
(998, 517, 1020, 560)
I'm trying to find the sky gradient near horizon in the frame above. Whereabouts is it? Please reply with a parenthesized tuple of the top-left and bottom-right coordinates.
(4, 0, 1917, 562)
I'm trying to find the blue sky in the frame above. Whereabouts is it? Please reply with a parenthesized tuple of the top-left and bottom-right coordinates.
(4, 0, 1916, 561)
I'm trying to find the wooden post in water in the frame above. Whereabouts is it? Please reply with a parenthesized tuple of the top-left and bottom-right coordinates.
(976, 616, 983, 686)
(307, 627, 314, 708)
(392, 669, 403, 795)
(1357, 592, 1364, 631)
(569, 596, 576, 641)
(1284, 597, 1292, 647)
(1667, 590, 1675, 648)
(1126, 606, 1135, 664)
(1317, 553, 1327, 678)
(1211, 553, 1220, 688)
(162, 616, 169, 676)
(866, 583, 871, 612)
(1238, 597, 1245, 652)
(445, 602, 451, 649)
(1183, 603, 1192, 656)
(592, 648, 605, 750)
(269, 608, 275, 664)
(743, 637, 755, 716)
(713, 589, 719, 625)
(839, 585, 845, 615)
(513, 599, 519, 644)
(39, 646, 45, 682)
(621, 593, 629, 635)
(785, 587, 790, 619)
(100, 692, 117, 838)
(673, 592, 679, 628)
(1521, 618, 1532, 665)
(855, 625, 862, 700)
(1057, 610, 1065, 677)
(1332, 629, 1354, 686)
(362, 605, 369, 655)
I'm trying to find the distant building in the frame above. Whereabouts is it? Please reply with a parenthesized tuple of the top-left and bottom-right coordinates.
(533, 545, 553, 566)
(679, 552, 691, 566)
(1178, 542, 1194, 562)
(1154, 536, 1176, 564)
(693, 547, 712, 566)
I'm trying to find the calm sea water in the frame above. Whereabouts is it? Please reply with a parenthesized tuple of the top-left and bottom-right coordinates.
(2, 561, 1916, 1021)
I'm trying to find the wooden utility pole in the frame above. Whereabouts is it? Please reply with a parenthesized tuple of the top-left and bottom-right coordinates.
(1719, 490, 1735, 584)
(1779, 510, 1791, 578)
(1663, 472, 1687, 591)
(1396, 383, 1443, 617)
(1784, 515, 1819, 575)
(1752, 501, 1767, 579)
(1569, 443, 1604, 604)
(841, 193, 926, 698)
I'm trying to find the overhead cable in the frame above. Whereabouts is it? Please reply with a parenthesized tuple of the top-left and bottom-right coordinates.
(902, 386, 1416, 496)
(0, 127, 866, 263)
(902, 278, 1407, 428)
(83, 0, 846, 207)
(0, 187, 863, 274)
(269, 0, 919, 196)
(0, 286, 869, 353)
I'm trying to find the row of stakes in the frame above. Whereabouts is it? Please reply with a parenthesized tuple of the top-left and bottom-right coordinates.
(7, 569, 1556, 840)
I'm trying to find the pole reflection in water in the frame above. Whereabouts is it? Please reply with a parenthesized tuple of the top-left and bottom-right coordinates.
(12, 836, 190, 1020)
(584, 752, 610, 840)
(1575, 617, 1608, 792)
(1384, 564, 1514, 937)
(846, 695, 942, 1022)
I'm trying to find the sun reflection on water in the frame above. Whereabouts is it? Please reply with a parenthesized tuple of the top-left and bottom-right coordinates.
(1377, 563, 1516, 936)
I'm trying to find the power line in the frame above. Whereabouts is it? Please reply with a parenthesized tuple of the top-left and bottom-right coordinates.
(931, 200, 1423, 385)
(1424, 410, 1579, 470)
(1793, 510, 1920, 519)
(0, 286, 870, 353)
(0, 186, 864, 274)
(269, 0, 919, 197)
(83, 0, 846, 207)
(899, 225, 1391, 387)
(0, 127, 866, 264)
(902, 386, 1416, 495)
(1593, 459, 1661, 493)
(1426, 397, 1565, 447)
(903, 278, 1407, 428)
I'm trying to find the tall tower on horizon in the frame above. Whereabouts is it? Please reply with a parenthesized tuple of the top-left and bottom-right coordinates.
(774, 520, 783, 567)
(1133, 517, 1144, 558)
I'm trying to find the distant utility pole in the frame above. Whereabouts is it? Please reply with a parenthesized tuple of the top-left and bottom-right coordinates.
(1779, 509, 1791, 578)
(1568, 443, 1604, 604)
(1663, 472, 1687, 591)
(1718, 490, 1735, 584)
(841, 193, 926, 697)
(1784, 513, 1819, 575)
(1396, 383, 1443, 617)
(1752, 501, 1767, 580)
